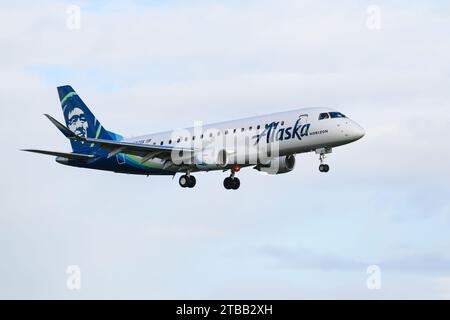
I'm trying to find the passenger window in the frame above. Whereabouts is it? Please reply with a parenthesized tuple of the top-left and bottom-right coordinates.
(200, 134, 203, 139)
(192, 136, 195, 140)
(233, 129, 236, 133)
(160, 141, 163, 145)
(225, 130, 228, 135)
(319, 113, 329, 120)
(241, 128, 244, 132)
(184, 137, 188, 142)
(257, 125, 260, 130)
(249, 126, 252, 130)
(168, 140, 172, 144)
(281, 121, 284, 125)
(177, 138, 180, 143)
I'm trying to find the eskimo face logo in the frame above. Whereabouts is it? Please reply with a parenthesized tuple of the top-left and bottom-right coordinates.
(67, 107, 89, 138)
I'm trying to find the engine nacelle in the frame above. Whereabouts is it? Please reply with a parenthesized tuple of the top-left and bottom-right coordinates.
(256, 154, 295, 175)
(193, 149, 228, 170)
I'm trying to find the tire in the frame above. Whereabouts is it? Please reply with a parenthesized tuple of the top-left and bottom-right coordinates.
(179, 175, 189, 188)
(223, 177, 232, 189)
(323, 164, 330, 172)
(319, 164, 324, 172)
(231, 177, 240, 190)
(188, 176, 196, 188)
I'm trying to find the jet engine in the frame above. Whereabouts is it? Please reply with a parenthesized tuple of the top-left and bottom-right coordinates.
(255, 154, 295, 174)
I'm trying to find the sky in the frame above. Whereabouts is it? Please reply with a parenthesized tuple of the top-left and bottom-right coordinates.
(0, 0, 449, 299)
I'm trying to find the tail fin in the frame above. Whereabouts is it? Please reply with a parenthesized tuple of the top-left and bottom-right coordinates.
(57, 85, 122, 154)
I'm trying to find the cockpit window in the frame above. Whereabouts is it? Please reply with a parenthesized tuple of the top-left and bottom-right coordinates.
(329, 112, 346, 118)
(318, 113, 329, 120)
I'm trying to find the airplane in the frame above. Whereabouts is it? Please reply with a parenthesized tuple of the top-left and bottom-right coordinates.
(22, 85, 365, 190)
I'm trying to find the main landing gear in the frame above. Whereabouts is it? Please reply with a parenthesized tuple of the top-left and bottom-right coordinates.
(316, 148, 331, 173)
(179, 173, 196, 188)
(223, 166, 241, 190)
(178, 166, 242, 190)
(224, 176, 240, 190)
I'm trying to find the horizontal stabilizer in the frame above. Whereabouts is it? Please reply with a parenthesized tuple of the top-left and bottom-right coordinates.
(44, 114, 77, 139)
(21, 149, 94, 160)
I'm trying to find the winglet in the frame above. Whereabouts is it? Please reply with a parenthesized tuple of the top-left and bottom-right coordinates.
(44, 114, 77, 139)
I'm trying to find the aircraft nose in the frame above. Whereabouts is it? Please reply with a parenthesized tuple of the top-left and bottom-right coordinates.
(351, 123, 365, 140)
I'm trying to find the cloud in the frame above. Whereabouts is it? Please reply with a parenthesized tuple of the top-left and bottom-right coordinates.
(261, 245, 365, 271)
(262, 244, 450, 278)
(382, 253, 450, 276)
(434, 277, 450, 299)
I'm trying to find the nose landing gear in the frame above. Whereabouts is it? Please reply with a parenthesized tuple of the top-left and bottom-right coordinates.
(316, 147, 332, 173)
(319, 163, 329, 173)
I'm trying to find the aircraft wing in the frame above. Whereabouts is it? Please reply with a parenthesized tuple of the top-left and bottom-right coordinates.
(21, 149, 95, 160)
(84, 137, 193, 160)
(44, 114, 194, 162)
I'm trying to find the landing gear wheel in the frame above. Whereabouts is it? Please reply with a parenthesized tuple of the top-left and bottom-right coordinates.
(223, 177, 233, 190)
(179, 175, 190, 188)
(231, 177, 240, 190)
(224, 177, 240, 190)
(317, 149, 331, 173)
(188, 175, 196, 188)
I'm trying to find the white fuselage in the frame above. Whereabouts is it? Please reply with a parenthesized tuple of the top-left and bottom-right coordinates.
(123, 107, 365, 172)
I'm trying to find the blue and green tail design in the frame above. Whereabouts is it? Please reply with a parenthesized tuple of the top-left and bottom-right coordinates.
(57, 85, 122, 154)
